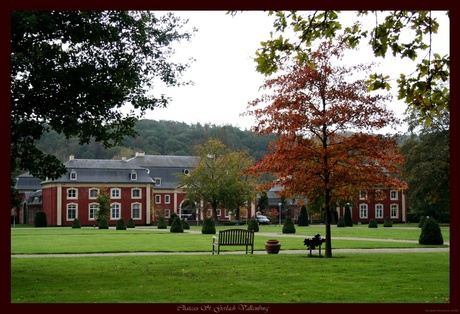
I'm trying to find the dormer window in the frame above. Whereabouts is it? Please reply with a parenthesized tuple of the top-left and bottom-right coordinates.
(130, 170, 137, 181)
(70, 170, 77, 180)
(154, 178, 161, 186)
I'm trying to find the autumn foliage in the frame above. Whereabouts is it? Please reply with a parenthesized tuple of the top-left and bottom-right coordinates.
(245, 40, 407, 257)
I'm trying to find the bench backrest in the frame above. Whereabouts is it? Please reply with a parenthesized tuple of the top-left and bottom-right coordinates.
(218, 229, 254, 245)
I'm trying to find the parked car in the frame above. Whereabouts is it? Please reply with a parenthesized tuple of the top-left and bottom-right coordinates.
(256, 215, 270, 225)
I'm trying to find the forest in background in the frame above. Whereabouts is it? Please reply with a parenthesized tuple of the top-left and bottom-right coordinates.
(34, 119, 277, 164)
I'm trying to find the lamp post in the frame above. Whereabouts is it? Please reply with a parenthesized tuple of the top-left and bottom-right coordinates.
(278, 202, 282, 226)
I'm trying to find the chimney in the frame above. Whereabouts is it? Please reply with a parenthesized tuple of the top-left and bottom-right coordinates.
(135, 152, 145, 157)
(69, 155, 75, 161)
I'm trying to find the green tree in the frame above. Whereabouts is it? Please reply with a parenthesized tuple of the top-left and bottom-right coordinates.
(10, 11, 195, 196)
(282, 217, 296, 234)
(201, 217, 216, 234)
(344, 203, 353, 227)
(247, 218, 259, 232)
(419, 217, 443, 245)
(116, 218, 127, 230)
(177, 139, 256, 225)
(95, 187, 110, 223)
(170, 216, 184, 233)
(400, 110, 450, 222)
(297, 205, 309, 226)
(239, 10, 449, 123)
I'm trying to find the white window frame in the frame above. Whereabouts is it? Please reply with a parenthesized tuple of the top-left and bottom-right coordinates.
(164, 209, 171, 218)
(390, 190, 398, 200)
(70, 170, 77, 180)
(111, 188, 121, 199)
(375, 204, 384, 219)
(132, 188, 141, 199)
(391, 204, 399, 218)
(165, 195, 171, 204)
(89, 203, 98, 221)
(359, 190, 367, 200)
(110, 203, 121, 220)
(67, 188, 78, 199)
(89, 188, 99, 199)
(67, 203, 77, 220)
(155, 195, 161, 204)
(154, 178, 161, 186)
(132, 203, 141, 219)
(359, 204, 368, 219)
(130, 171, 137, 181)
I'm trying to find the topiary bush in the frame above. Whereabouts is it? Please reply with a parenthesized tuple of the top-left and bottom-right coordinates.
(247, 218, 259, 232)
(116, 218, 127, 230)
(72, 218, 81, 228)
(157, 216, 167, 229)
(169, 213, 178, 226)
(98, 217, 109, 229)
(181, 218, 190, 230)
(201, 217, 216, 234)
(282, 217, 296, 234)
(34, 211, 47, 227)
(418, 216, 427, 228)
(419, 218, 444, 245)
(297, 205, 309, 226)
(337, 216, 345, 227)
(344, 204, 353, 227)
(126, 217, 135, 228)
(170, 216, 184, 233)
(368, 219, 378, 228)
(383, 216, 393, 227)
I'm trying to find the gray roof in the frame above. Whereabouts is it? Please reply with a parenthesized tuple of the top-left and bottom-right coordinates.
(42, 158, 154, 184)
(128, 155, 197, 168)
(14, 173, 43, 191)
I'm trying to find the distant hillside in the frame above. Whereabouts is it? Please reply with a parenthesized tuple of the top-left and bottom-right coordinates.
(35, 119, 277, 163)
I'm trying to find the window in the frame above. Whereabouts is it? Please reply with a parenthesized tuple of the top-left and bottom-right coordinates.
(390, 190, 398, 200)
(130, 171, 137, 181)
(375, 204, 383, 218)
(359, 204, 368, 218)
(375, 189, 384, 200)
(70, 170, 77, 180)
(155, 195, 161, 204)
(111, 203, 121, 220)
(132, 203, 141, 219)
(154, 178, 161, 186)
(67, 188, 77, 199)
(224, 209, 230, 218)
(132, 188, 141, 199)
(67, 203, 77, 220)
(111, 188, 121, 199)
(391, 204, 399, 218)
(217, 209, 221, 217)
(359, 190, 367, 200)
(165, 195, 171, 204)
(89, 203, 98, 220)
(89, 188, 99, 199)
(164, 209, 170, 218)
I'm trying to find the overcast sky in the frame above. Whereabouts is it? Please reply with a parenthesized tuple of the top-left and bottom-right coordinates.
(139, 10, 450, 133)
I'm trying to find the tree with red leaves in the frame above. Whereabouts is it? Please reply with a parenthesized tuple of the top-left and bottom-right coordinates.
(245, 40, 407, 258)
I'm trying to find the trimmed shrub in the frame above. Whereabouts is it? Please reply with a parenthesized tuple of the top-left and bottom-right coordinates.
(383, 216, 393, 227)
(157, 216, 167, 229)
(201, 217, 216, 234)
(368, 219, 378, 228)
(126, 217, 135, 228)
(344, 204, 353, 227)
(170, 216, 184, 233)
(169, 213, 178, 226)
(98, 218, 109, 229)
(247, 218, 259, 232)
(34, 211, 47, 227)
(297, 205, 309, 226)
(116, 218, 127, 230)
(282, 217, 296, 234)
(419, 218, 444, 245)
(337, 216, 345, 227)
(72, 218, 81, 228)
(418, 216, 427, 228)
(181, 218, 190, 230)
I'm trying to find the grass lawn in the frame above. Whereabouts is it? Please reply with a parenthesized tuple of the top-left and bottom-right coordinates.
(10, 224, 451, 305)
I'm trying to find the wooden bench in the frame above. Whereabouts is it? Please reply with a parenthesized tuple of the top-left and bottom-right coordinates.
(212, 229, 254, 255)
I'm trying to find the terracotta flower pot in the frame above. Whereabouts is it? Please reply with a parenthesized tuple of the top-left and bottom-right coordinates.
(265, 239, 281, 254)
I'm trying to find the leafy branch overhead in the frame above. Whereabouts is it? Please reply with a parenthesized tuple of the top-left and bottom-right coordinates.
(251, 10, 449, 121)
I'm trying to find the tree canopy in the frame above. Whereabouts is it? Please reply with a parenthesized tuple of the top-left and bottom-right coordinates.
(245, 40, 407, 257)
(10, 11, 195, 183)
(244, 10, 449, 123)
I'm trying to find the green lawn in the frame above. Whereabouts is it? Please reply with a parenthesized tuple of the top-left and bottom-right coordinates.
(10, 224, 451, 305)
